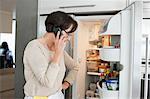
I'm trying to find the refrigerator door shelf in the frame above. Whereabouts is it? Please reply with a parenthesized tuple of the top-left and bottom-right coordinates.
(100, 48, 120, 62)
(99, 13, 121, 36)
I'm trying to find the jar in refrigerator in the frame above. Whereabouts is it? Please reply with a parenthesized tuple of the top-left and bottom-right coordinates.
(102, 35, 111, 47)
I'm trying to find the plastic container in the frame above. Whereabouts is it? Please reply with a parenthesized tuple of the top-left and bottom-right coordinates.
(97, 82, 119, 99)
(105, 79, 118, 90)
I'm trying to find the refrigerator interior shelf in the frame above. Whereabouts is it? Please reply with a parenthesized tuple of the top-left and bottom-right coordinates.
(87, 72, 101, 76)
(99, 32, 121, 36)
(88, 48, 101, 50)
(86, 59, 100, 61)
(100, 48, 120, 62)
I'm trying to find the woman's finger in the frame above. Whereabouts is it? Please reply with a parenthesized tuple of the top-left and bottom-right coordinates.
(56, 31, 60, 40)
(62, 37, 69, 43)
(59, 34, 66, 41)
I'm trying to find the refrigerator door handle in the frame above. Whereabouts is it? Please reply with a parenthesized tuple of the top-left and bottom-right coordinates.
(143, 34, 149, 99)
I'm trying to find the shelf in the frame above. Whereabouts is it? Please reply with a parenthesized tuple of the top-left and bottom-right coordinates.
(99, 32, 121, 36)
(86, 59, 100, 61)
(99, 13, 121, 36)
(87, 72, 101, 76)
(88, 48, 100, 50)
(100, 48, 120, 62)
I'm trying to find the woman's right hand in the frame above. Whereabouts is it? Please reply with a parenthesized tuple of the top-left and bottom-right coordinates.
(52, 31, 68, 64)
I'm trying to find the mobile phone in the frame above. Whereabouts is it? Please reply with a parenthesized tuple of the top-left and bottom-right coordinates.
(52, 26, 62, 39)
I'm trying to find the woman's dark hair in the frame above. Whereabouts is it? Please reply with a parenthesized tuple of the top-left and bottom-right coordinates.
(1, 42, 9, 50)
(1, 42, 9, 55)
(45, 11, 78, 34)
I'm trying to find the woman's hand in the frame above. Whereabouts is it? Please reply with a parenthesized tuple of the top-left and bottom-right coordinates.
(52, 31, 68, 64)
(62, 81, 70, 90)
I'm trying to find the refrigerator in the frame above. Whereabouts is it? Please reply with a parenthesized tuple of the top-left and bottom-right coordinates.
(37, 1, 150, 99)
(72, 1, 150, 99)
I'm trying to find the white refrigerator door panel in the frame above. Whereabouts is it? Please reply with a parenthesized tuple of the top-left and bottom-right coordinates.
(120, 1, 143, 99)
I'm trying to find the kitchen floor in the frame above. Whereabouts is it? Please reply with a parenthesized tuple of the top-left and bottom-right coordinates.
(0, 89, 15, 99)
(0, 68, 15, 99)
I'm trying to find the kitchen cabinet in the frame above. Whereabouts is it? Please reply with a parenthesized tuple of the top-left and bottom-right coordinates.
(0, 11, 12, 33)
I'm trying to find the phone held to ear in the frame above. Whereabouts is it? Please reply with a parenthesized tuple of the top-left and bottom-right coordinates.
(52, 26, 67, 49)
(52, 26, 62, 39)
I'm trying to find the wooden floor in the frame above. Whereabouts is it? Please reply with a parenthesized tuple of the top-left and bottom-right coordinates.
(0, 89, 14, 99)
(0, 68, 15, 99)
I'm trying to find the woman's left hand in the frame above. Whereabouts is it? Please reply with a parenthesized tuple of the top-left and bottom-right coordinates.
(62, 81, 70, 90)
